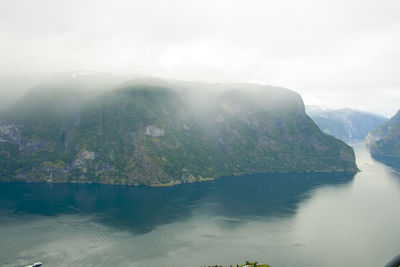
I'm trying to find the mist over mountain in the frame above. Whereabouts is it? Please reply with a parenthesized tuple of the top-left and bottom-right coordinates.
(306, 105, 388, 142)
(0, 72, 151, 110)
(0, 74, 45, 110)
(0, 73, 357, 185)
(1, 1, 400, 266)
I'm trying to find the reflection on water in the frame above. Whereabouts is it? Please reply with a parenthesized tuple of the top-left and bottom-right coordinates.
(0, 172, 355, 234)
(372, 154, 400, 171)
(1, 144, 400, 267)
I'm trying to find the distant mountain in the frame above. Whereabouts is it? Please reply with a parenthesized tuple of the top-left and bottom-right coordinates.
(366, 110, 400, 167)
(0, 75, 358, 185)
(306, 106, 388, 142)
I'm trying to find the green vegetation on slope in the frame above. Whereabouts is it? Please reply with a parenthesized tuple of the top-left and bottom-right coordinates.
(367, 110, 400, 165)
(0, 78, 358, 185)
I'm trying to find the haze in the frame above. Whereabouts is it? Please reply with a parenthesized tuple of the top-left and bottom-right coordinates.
(0, 0, 399, 116)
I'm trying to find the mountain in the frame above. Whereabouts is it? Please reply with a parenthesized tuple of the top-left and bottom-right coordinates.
(0, 75, 358, 185)
(366, 110, 400, 167)
(0, 71, 140, 110)
(306, 106, 388, 142)
(0, 74, 44, 110)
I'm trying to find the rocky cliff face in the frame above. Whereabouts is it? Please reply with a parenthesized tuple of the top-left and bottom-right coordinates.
(366, 110, 400, 167)
(0, 77, 358, 185)
(203, 88, 357, 174)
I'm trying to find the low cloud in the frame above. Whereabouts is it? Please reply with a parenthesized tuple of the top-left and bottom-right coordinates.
(0, 0, 399, 116)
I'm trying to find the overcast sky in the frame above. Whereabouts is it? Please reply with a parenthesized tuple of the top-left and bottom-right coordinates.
(0, 0, 399, 116)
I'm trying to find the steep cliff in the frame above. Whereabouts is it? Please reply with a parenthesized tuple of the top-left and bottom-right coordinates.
(0, 78, 358, 185)
(366, 110, 400, 166)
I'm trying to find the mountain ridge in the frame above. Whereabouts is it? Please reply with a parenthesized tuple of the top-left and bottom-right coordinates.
(306, 105, 388, 142)
(0, 76, 358, 185)
(366, 110, 400, 167)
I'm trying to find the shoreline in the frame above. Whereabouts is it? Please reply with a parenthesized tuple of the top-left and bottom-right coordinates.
(0, 169, 359, 188)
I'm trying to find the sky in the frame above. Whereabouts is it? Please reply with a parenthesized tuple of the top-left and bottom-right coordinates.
(0, 0, 399, 116)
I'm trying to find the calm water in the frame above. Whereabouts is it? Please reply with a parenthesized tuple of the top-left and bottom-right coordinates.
(1, 144, 400, 267)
